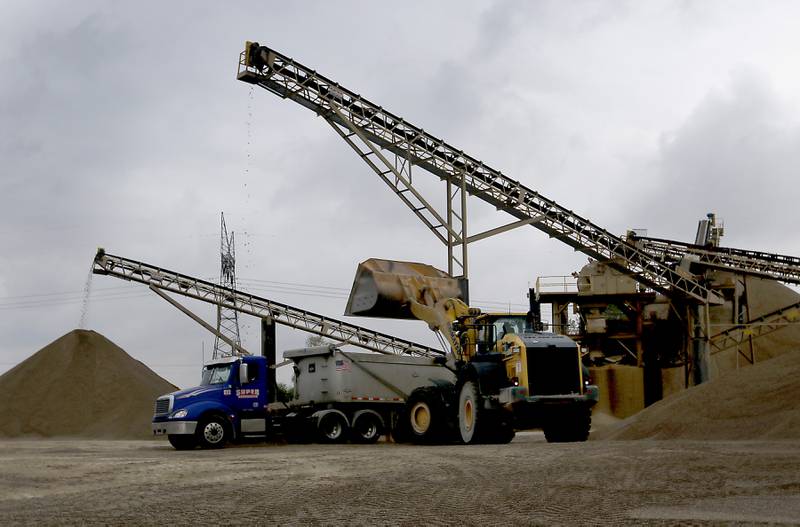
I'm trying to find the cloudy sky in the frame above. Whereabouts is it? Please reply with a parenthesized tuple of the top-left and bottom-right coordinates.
(2, 1, 799, 388)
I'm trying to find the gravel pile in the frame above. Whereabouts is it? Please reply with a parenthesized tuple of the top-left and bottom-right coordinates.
(0, 330, 176, 438)
(595, 349, 800, 440)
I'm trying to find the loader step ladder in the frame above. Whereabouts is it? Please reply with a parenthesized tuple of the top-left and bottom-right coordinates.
(93, 250, 443, 358)
(237, 44, 721, 305)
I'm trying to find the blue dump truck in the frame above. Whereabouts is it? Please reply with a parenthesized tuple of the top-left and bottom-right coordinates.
(153, 327, 599, 450)
(152, 346, 456, 450)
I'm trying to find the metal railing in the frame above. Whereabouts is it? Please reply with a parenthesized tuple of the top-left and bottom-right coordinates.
(534, 276, 579, 297)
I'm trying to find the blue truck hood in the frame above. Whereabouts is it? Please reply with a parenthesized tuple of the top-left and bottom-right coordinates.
(153, 384, 232, 424)
(171, 385, 225, 401)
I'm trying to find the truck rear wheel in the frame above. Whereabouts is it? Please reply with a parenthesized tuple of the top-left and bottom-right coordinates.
(389, 412, 411, 443)
(317, 411, 348, 443)
(457, 381, 482, 444)
(168, 434, 197, 450)
(543, 406, 591, 443)
(351, 411, 382, 444)
(406, 387, 445, 443)
(197, 415, 229, 449)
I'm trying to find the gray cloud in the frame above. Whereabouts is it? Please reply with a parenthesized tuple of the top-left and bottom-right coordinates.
(2, 1, 799, 388)
(630, 71, 800, 251)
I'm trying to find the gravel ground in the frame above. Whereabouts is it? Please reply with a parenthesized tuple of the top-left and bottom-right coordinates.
(1, 434, 800, 526)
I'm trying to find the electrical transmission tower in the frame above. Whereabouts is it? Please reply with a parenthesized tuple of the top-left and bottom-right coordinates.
(213, 212, 242, 358)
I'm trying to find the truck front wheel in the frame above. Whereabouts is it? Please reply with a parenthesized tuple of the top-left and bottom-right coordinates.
(197, 415, 229, 449)
(168, 434, 197, 450)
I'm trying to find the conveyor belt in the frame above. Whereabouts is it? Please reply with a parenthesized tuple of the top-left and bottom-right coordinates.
(93, 250, 443, 358)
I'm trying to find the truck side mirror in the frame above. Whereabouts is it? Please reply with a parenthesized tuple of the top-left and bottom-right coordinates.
(239, 362, 249, 385)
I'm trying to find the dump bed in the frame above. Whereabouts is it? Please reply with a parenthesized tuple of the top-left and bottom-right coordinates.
(285, 346, 455, 405)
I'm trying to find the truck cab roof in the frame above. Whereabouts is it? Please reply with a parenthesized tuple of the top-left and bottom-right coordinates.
(283, 345, 337, 360)
(203, 356, 240, 367)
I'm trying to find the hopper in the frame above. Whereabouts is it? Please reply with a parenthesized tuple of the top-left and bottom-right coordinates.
(345, 258, 468, 319)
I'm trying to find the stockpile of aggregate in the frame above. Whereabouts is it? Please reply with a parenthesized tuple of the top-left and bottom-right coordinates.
(595, 349, 800, 440)
(0, 330, 176, 439)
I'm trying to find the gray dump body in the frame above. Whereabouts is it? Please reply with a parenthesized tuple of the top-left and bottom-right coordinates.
(284, 346, 455, 405)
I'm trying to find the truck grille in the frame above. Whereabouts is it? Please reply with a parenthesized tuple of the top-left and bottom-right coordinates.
(527, 346, 581, 396)
(154, 397, 171, 416)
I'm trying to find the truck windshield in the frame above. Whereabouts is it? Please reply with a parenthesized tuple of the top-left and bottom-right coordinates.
(201, 364, 233, 385)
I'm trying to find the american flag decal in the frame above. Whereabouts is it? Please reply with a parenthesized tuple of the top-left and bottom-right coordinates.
(335, 359, 351, 372)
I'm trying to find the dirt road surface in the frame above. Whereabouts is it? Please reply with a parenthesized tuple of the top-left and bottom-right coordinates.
(2, 434, 800, 525)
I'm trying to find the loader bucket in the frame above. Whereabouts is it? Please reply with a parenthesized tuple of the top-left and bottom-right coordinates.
(345, 258, 467, 319)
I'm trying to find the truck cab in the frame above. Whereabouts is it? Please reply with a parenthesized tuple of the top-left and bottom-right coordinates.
(152, 355, 268, 449)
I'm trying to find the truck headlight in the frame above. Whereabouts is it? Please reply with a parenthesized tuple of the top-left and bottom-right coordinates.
(170, 409, 188, 419)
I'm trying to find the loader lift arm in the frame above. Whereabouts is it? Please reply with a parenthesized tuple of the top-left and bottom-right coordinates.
(92, 249, 443, 358)
(238, 42, 721, 305)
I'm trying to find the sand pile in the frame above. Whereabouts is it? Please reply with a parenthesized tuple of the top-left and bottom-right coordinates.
(595, 349, 800, 440)
(0, 330, 176, 439)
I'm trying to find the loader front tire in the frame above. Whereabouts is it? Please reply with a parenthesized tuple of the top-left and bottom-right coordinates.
(543, 406, 591, 443)
(457, 380, 482, 444)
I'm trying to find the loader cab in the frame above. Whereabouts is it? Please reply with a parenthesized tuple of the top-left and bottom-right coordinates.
(474, 313, 532, 354)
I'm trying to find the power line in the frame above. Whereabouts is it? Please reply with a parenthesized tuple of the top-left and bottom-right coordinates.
(0, 284, 137, 301)
(238, 277, 350, 292)
(1, 279, 529, 312)
(0, 292, 153, 310)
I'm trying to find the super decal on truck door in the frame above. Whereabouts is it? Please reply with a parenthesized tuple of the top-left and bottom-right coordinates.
(236, 388, 260, 398)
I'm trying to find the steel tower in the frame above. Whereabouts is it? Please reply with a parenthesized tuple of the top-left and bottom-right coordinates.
(213, 212, 242, 358)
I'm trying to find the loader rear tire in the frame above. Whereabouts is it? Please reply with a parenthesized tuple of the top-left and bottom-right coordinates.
(481, 410, 516, 444)
(406, 387, 446, 443)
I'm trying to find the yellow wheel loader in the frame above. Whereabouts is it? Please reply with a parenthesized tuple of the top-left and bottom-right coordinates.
(346, 259, 599, 444)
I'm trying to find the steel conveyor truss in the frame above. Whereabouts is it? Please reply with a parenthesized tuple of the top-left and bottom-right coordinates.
(92, 250, 443, 358)
(710, 300, 800, 358)
(632, 235, 800, 285)
(237, 43, 721, 304)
